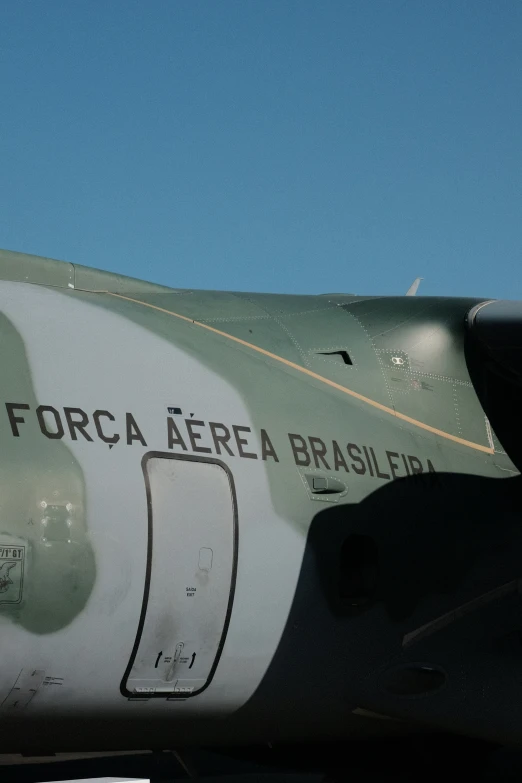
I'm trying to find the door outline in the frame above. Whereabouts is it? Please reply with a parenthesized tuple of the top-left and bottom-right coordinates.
(120, 451, 239, 699)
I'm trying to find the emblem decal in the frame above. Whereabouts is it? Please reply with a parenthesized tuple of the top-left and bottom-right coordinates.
(0, 545, 25, 604)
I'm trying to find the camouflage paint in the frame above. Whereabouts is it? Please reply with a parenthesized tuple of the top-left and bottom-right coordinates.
(0, 248, 519, 753)
(52, 276, 515, 525)
(0, 311, 95, 633)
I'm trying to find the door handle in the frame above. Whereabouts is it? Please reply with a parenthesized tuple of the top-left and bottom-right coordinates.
(305, 475, 346, 494)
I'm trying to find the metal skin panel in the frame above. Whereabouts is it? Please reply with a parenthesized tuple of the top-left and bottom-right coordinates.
(0, 249, 520, 753)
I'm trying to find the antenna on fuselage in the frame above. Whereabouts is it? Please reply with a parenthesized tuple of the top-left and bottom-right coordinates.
(406, 277, 423, 296)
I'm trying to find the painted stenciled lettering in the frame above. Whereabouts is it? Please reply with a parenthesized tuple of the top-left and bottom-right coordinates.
(163, 417, 437, 483)
(5, 403, 147, 448)
(285, 433, 436, 483)
(4, 403, 437, 484)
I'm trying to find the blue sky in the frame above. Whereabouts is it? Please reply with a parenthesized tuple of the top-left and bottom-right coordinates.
(0, 1, 520, 298)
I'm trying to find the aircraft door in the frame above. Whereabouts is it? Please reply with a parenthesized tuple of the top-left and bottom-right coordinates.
(122, 453, 237, 698)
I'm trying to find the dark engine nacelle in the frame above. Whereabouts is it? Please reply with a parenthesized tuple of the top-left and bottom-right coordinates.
(467, 299, 522, 471)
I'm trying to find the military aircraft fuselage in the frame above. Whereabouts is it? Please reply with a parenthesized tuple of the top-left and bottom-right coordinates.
(0, 248, 520, 754)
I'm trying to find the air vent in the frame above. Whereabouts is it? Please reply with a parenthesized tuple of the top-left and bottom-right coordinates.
(317, 350, 353, 366)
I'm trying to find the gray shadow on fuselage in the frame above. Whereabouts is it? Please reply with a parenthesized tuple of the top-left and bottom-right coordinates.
(238, 470, 522, 746)
(3, 471, 522, 757)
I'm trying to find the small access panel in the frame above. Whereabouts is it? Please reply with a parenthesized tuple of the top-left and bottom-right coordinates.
(122, 453, 237, 699)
